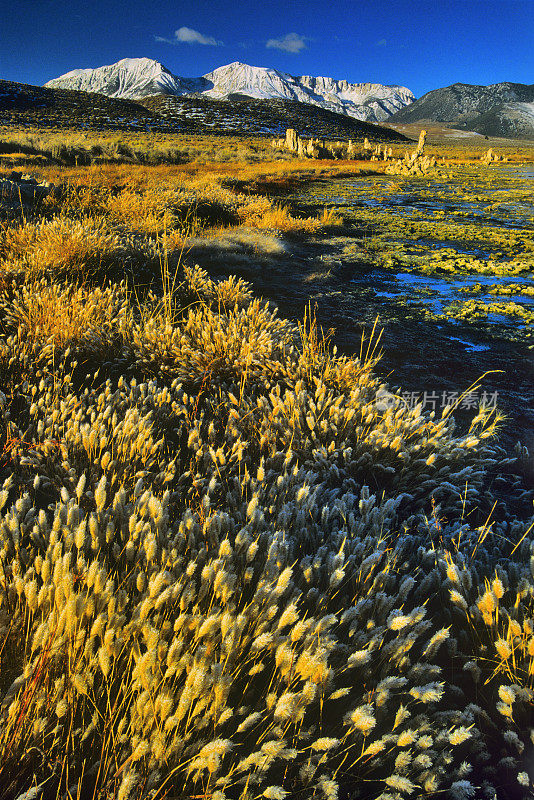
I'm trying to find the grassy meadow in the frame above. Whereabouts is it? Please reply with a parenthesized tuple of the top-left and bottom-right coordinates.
(0, 127, 533, 800)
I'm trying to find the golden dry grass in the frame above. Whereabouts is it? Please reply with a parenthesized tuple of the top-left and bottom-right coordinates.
(105, 189, 177, 235)
(2, 279, 130, 350)
(0, 216, 122, 279)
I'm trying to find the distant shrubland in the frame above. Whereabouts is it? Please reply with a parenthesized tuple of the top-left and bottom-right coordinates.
(0, 128, 295, 166)
(1, 124, 532, 170)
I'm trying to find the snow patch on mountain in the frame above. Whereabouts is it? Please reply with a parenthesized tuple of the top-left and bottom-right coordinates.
(45, 58, 415, 122)
(515, 102, 534, 121)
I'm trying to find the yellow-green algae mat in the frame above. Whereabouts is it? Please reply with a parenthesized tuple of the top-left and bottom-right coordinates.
(296, 162, 534, 340)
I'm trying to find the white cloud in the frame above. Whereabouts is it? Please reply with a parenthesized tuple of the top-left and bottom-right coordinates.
(266, 32, 308, 53)
(156, 26, 221, 46)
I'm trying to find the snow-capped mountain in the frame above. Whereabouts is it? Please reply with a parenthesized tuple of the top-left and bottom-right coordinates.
(45, 58, 415, 122)
(45, 57, 209, 99)
(201, 63, 414, 121)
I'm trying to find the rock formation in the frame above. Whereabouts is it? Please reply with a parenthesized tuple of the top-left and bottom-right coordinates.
(385, 151, 437, 176)
(414, 129, 427, 156)
(306, 137, 322, 158)
(271, 128, 392, 161)
(370, 143, 394, 161)
(481, 148, 507, 164)
(0, 172, 54, 204)
(384, 130, 439, 175)
(273, 128, 323, 158)
(285, 128, 298, 152)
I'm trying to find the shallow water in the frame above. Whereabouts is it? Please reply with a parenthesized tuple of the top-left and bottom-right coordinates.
(295, 163, 534, 341)
(315, 167, 534, 228)
(262, 162, 533, 450)
(447, 336, 491, 352)
(382, 271, 534, 312)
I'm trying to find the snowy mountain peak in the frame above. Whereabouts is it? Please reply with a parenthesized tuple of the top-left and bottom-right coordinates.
(45, 57, 207, 99)
(206, 62, 292, 80)
(45, 58, 415, 122)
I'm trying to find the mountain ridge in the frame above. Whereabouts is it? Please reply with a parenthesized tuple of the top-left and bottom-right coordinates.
(45, 58, 415, 123)
(390, 80, 534, 138)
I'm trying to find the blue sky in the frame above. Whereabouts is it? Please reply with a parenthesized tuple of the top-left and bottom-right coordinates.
(1, 0, 532, 97)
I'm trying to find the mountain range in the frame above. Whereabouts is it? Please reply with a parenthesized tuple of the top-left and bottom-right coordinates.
(45, 58, 415, 123)
(0, 78, 409, 142)
(390, 81, 534, 139)
(2, 58, 531, 140)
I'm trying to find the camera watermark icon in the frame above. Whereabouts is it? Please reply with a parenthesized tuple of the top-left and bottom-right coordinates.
(375, 388, 399, 412)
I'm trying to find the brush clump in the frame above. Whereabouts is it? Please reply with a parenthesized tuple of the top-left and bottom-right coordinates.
(0, 216, 123, 279)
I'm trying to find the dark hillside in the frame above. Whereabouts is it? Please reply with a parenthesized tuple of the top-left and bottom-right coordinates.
(139, 94, 410, 141)
(0, 79, 409, 141)
(0, 79, 157, 130)
(390, 81, 534, 138)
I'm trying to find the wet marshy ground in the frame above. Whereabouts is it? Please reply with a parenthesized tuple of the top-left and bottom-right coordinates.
(287, 163, 533, 454)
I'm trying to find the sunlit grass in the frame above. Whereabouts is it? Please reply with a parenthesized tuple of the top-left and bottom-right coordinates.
(0, 216, 122, 279)
(2, 279, 130, 351)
